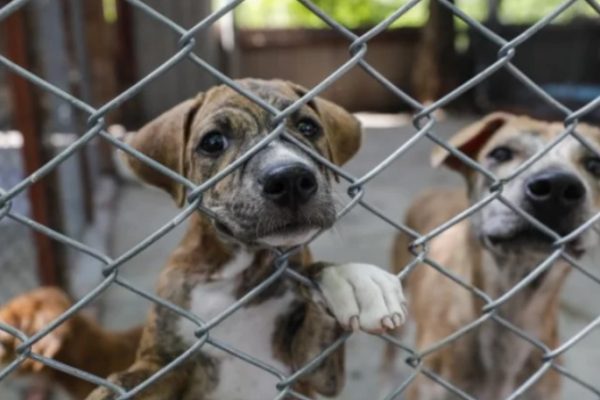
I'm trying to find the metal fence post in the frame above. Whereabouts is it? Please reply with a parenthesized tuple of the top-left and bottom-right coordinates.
(4, 0, 61, 287)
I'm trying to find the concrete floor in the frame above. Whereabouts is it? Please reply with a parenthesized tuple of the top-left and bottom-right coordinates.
(91, 116, 600, 399)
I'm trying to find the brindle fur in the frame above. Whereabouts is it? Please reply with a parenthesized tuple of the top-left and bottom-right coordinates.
(0, 80, 407, 400)
(83, 79, 363, 400)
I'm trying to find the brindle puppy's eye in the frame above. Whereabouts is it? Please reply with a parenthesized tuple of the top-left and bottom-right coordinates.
(297, 118, 321, 138)
(584, 156, 600, 178)
(198, 131, 228, 155)
(487, 146, 513, 163)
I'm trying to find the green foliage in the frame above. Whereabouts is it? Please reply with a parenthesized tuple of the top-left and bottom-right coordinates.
(498, 0, 598, 24)
(284, 0, 420, 28)
(235, 0, 428, 29)
(234, 0, 599, 30)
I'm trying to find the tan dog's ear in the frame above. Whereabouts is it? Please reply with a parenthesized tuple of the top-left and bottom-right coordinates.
(431, 112, 513, 172)
(120, 94, 204, 207)
(286, 81, 363, 167)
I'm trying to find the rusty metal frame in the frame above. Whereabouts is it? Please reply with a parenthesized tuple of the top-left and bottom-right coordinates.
(4, 0, 61, 287)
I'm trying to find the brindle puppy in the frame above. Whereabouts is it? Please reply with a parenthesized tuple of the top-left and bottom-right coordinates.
(0, 79, 407, 400)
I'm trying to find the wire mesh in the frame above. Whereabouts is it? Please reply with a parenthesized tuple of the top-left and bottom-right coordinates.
(1, 0, 600, 399)
(0, 130, 39, 304)
(0, 131, 45, 400)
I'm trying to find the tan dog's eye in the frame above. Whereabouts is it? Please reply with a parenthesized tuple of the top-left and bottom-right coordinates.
(297, 118, 321, 138)
(584, 156, 600, 178)
(198, 131, 228, 155)
(486, 146, 513, 163)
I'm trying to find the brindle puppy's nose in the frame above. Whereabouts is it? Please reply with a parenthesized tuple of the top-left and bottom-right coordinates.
(525, 169, 586, 222)
(263, 164, 318, 209)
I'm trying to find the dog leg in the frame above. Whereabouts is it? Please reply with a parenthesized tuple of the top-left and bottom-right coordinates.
(314, 262, 408, 399)
(85, 359, 191, 400)
(287, 262, 406, 397)
(0, 287, 74, 374)
(312, 263, 407, 335)
(287, 302, 345, 398)
(0, 287, 142, 400)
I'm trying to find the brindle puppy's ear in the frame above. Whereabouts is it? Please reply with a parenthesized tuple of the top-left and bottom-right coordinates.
(431, 112, 513, 173)
(286, 82, 363, 167)
(120, 94, 204, 207)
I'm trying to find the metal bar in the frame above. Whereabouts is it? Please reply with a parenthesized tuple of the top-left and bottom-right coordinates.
(115, 0, 141, 127)
(66, 0, 97, 222)
(4, 0, 61, 287)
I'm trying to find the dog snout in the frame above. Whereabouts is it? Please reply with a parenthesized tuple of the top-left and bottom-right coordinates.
(525, 169, 586, 218)
(262, 164, 318, 209)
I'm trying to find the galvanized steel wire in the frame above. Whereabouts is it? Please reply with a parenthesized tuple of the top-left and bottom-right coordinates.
(1, 0, 600, 399)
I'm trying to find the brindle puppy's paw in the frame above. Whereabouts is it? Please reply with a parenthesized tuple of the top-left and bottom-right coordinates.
(317, 263, 407, 335)
(85, 385, 118, 400)
(85, 371, 142, 400)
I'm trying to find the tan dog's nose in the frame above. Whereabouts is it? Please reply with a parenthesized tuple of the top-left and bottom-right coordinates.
(262, 164, 318, 210)
(525, 169, 586, 222)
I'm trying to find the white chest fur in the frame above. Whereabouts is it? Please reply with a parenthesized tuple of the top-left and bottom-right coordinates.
(178, 251, 296, 400)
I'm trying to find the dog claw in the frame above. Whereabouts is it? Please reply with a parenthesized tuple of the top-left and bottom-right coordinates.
(350, 316, 360, 332)
(33, 361, 44, 372)
(392, 313, 403, 328)
(382, 316, 395, 330)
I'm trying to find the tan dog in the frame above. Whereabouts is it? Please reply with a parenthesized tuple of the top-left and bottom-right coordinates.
(0, 79, 407, 400)
(382, 113, 600, 400)
(0, 287, 141, 399)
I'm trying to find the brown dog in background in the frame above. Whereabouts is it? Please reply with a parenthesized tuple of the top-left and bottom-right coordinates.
(0, 79, 407, 400)
(0, 287, 141, 399)
(382, 113, 600, 400)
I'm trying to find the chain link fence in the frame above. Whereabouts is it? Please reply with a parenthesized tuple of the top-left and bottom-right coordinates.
(2, 0, 600, 399)
(0, 132, 39, 307)
(0, 33, 45, 400)
(0, 26, 39, 309)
